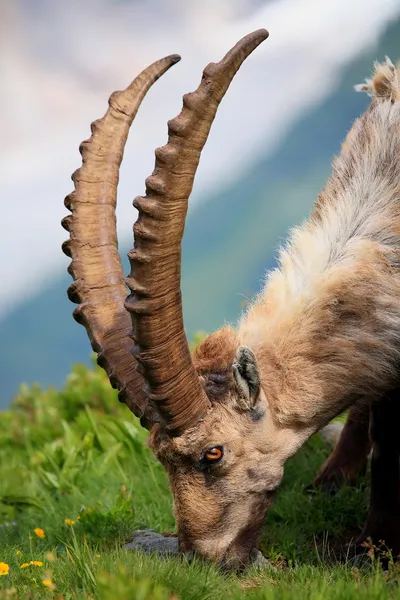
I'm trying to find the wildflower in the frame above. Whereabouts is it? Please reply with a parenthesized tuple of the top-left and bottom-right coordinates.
(20, 563, 30, 569)
(95, 554, 100, 558)
(15, 550, 22, 557)
(30, 561, 43, 567)
(0, 562, 9, 575)
(64, 518, 75, 526)
(45, 552, 57, 562)
(34, 528, 45, 539)
(42, 579, 55, 590)
(76, 516, 81, 521)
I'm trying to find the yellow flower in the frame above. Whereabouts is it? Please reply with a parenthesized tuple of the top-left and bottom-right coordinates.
(34, 528, 45, 539)
(64, 518, 75, 526)
(0, 562, 9, 575)
(15, 550, 23, 556)
(76, 516, 81, 521)
(20, 563, 30, 569)
(45, 552, 57, 562)
(42, 579, 55, 590)
(30, 561, 43, 567)
(95, 554, 101, 558)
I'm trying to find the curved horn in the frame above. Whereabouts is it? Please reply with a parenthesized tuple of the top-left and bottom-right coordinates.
(125, 29, 269, 435)
(62, 55, 180, 429)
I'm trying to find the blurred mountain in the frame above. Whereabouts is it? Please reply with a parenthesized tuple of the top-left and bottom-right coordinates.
(1, 18, 399, 407)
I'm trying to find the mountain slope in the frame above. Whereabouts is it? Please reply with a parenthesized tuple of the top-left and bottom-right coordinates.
(1, 18, 399, 406)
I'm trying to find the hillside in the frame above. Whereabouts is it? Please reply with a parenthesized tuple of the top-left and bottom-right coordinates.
(0, 17, 399, 406)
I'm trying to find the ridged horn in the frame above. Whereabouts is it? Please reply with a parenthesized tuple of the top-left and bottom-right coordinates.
(62, 55, 180, 429)
(125, 29, 269, 435)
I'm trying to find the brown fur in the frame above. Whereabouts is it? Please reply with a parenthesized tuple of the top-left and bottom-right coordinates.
(193, 327, 238, 373)
(150, 59, 400, 568)
(193, 327, 238, 400)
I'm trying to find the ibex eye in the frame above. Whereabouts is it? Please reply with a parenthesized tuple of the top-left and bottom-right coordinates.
(203, 446, 224, 463)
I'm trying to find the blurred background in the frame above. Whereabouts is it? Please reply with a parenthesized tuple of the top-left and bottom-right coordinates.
(1, 0, 400, 407)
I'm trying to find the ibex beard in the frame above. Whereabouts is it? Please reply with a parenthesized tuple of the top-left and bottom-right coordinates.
(63, 25, 400, 571)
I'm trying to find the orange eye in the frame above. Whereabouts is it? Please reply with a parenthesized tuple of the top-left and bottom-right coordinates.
(203, 446, 223, 462)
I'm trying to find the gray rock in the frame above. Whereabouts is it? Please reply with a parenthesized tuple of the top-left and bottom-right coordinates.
(124, 529, 179, 556)
(249, 548, 271, 569)
(318, 422, 345, 446)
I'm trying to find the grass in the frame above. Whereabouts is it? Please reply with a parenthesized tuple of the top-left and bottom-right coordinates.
(0, 358, 398, 599)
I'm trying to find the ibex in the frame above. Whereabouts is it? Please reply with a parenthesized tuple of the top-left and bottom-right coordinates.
(62, 28, 400, 570)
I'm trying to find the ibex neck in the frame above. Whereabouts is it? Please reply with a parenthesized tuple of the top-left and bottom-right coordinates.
(239, 240, 400, 434)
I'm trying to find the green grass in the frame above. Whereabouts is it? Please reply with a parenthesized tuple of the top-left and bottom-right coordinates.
(0, 359, 398, 599)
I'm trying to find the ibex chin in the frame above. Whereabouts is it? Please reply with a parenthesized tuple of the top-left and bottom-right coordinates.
(62, 29, 400, 570)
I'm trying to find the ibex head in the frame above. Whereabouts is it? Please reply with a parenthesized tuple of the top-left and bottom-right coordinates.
(148, 329, 290, 569)
(62, 29, 292, 570)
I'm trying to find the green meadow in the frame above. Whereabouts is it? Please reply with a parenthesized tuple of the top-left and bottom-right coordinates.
(0, 356, 398, 599)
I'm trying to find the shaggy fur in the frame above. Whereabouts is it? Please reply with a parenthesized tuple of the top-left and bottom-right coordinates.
(238, 57, 400, 428)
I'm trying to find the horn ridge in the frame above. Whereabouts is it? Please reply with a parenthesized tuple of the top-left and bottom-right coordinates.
(125, 30, 269, 435)
(62, 55, 180, 429)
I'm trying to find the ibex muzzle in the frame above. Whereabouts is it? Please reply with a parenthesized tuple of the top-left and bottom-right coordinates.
(63, 29, 400, 566)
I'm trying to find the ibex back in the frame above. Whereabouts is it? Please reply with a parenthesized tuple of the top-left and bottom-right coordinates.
(63, 30, 400, 569)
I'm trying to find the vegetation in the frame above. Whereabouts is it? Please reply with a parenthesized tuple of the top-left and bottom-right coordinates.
(0, 356, 399, 599)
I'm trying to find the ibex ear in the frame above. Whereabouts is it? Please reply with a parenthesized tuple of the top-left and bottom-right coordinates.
(232, 346, 261, 411)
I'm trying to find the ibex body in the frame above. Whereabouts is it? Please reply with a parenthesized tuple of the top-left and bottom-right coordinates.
(63, 31, 400, 570)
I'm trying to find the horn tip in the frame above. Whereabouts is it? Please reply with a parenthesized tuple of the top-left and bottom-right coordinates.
(257, 28, 269, 40)
(245, 28, 269, 47)
(169, 54, 181, 65)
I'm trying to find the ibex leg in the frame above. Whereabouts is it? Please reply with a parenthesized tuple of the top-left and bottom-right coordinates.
(356, 391, 400, 557)
(313, 401, 371, 492)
